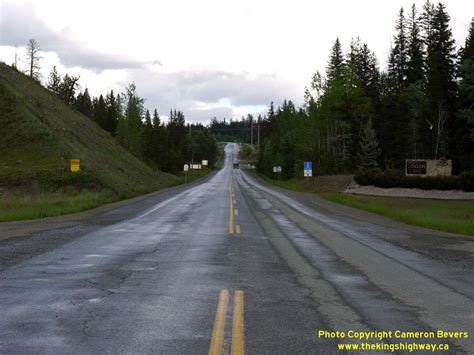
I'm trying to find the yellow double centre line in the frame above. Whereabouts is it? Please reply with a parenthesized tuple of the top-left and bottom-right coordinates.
(209, 289, 245, 355)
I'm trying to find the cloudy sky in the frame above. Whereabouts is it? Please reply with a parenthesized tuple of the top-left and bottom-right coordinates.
(0, 0, 472, 123)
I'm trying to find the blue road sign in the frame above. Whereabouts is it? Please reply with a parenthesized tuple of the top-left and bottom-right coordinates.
(304, 161, 312, 170)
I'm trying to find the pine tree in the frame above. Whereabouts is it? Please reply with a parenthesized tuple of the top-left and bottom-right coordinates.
(152, 109, 161, 127)
(104, 90, 119, 134)
(358, 119, 381, 172)
(46, 66, 61, 95)
(425, 2, 457, 158)
(116, 83, 145, 155)
(75, 88, 93, 118)
(141, 109, 154, 160)
(92, 94, 107, 129)
(389, 8, 409, 90)
(456, 18, 474, 169)
(326, 37, 344, 82)
(349, 38, 380, 103)
(406, 4, 425, 85)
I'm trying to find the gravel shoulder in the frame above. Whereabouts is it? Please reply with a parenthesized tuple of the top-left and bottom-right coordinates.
(344, 183, 474, 200)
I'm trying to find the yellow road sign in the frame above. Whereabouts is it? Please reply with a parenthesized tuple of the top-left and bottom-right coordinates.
(70, 159, 80, 172)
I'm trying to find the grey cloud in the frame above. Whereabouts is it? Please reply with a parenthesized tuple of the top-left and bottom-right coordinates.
(0, 2, 152, 71)
(127, 68, 300, 122)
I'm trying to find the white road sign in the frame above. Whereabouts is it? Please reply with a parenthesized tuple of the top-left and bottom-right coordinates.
(184, 164, 189, 172)
(202, 160, 208, 166)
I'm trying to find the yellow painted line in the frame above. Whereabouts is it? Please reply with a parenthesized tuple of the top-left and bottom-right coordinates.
(235, 225, 241, 235)
(234, 209, 239, 216)
(209, 289, 229, 355)
(229, 187, 234, 234)
(231, 290, 245, 355)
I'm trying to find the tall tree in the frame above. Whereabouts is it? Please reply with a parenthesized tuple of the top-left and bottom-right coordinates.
(25, 39, 41, 80)
(425, 2, 457, 158)
(389, 8, 409, 90)
(104, 90, 119, 134)
(46, 66, 61, 95)
(406, 4, 425, 85)
(58, 74, 80, 106)
(75, 88, 93, 118)
(92, 95, 107, 129)
(358, 119, 381, 172)
(116, 83, 145, 155)
(349, 38, 380, 103)
(455, 18, 474, 170)
(326, 38, 344, 82)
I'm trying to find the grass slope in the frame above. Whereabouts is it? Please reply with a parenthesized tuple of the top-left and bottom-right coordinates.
(0, 63, 181, 221)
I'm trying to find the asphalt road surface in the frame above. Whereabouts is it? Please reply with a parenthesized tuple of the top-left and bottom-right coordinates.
(0, 143, 473, 354)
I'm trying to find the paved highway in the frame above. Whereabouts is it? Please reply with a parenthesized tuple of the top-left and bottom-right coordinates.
(0, 143, 473, 354)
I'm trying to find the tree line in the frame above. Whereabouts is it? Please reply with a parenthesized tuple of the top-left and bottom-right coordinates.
(43, 67, 218, 174)
(257, 1, 473, 178)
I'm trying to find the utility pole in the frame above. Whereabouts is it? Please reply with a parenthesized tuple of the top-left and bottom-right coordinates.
(250, 119, 253, 148)
(257, 125, 260, 148)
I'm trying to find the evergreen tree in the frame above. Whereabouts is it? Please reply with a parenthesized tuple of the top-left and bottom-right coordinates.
(152, 109, 161, 127)
(349, 38, 380, 103)
(58, 74, 80, 106)
(358, 119, 381, 172)
(389, 8, 409, 90)
(92, 94, 107, 129)
(115, 83, 145, 155)
(75, 88, 93, 118)
(105, 90, 119, 134)
(326, 38, 344, 82)
(406, 4, 425, 85)
(455, 18, 474, 169)
(425, 2, 457, 158)
(141, 109, 154, 160)
(46, 66, 61, 95)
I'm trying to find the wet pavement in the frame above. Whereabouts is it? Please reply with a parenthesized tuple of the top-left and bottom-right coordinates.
(0, 143, 473, 354)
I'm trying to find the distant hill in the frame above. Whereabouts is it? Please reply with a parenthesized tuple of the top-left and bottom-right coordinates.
(0, 62, 179, 197)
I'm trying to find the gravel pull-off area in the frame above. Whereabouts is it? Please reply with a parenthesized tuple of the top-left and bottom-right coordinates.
(344, 182, 474, 200)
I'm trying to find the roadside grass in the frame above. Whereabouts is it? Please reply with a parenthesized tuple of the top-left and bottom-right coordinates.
(0, 167, 216, 223)
(0, 189, 117, 222)
(323, 192, 474, 236)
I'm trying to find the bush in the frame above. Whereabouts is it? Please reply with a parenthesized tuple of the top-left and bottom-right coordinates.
(355, 171, 474, 192)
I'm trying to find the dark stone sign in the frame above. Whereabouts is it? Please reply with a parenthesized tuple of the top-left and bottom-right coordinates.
(406, 160, 427, 175)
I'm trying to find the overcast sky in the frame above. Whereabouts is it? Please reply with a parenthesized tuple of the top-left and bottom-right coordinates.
(0, 0, 472, 123)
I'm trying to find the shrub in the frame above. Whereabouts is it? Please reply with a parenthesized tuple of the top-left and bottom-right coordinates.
(355, 171, 474, 192)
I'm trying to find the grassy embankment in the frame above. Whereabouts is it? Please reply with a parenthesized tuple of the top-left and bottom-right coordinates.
(256, 172, 474, 236)
(0, 63, 217, 222)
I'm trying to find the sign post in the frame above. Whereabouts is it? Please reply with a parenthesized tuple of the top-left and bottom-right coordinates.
(273, 166, 277, 180)
(70, 159, 80, 173)
(184, 164, 189, 183)
(304, 161, 312, 185)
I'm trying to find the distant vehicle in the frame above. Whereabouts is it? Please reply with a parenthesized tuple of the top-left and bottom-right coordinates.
(233, 162, 240, 169)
